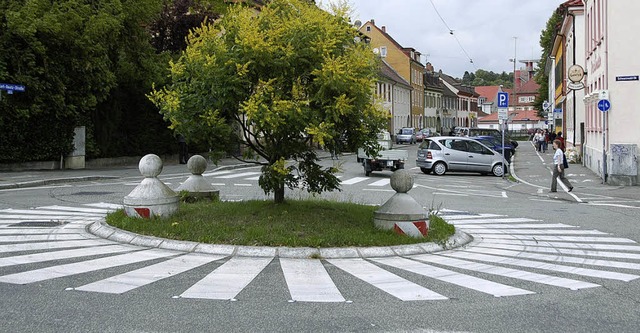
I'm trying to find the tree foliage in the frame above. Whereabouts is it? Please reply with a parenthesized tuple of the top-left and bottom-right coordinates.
(470, 69, 513, 87)
(534, 9, 563, 118)
(150, 0, 387, 203)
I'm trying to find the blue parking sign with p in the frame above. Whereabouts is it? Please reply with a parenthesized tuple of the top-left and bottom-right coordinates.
(497, 92, 509, 108)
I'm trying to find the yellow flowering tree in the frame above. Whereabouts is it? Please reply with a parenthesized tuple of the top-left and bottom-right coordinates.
(150, 0, 387, 203)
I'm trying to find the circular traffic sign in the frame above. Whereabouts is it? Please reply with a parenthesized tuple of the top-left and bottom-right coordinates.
(597, 99, 611, 112)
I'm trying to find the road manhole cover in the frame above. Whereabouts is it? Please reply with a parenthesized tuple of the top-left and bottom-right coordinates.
(9, 221, 69, 227)
(72, 191, 115, 196)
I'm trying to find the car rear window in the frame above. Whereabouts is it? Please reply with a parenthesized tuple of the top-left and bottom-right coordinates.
(401, 128, 414, 134)
(419, 139, 440, 150)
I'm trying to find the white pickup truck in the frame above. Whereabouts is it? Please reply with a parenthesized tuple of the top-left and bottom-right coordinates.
(357, 131, 408, 176)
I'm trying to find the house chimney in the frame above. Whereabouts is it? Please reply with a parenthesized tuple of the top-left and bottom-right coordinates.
(370, 19, 375, 25)
(381, 26, 386, 33)
(426, 62, 434, 72)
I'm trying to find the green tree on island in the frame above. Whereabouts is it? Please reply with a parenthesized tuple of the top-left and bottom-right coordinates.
(150, 0, 388, 203)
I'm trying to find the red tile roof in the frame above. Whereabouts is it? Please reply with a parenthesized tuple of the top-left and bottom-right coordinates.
(478, 109, 544, 123)
(475, 86, 501, 103)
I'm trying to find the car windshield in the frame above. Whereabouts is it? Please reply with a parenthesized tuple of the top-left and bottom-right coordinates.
(400, 129, 413, 134)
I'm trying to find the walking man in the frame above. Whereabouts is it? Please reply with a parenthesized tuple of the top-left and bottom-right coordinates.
(550, 139, 573, 193)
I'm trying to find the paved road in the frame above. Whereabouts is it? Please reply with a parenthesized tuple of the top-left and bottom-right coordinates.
(1, 142, 640, 332)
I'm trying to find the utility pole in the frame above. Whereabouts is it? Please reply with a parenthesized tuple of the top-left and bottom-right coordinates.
(509, 37, 517, 135)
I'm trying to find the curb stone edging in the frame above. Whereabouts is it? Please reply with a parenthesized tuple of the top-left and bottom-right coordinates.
(86, 220, 473, 259)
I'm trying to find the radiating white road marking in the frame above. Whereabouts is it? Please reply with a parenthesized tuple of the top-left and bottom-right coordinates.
(467, 229, 607, 235)
(410, 254, 599, 290)
(0, 234, 92, 243)
(83, 203, 123, 210)
(75, 253, 225, 294)
(444, 218, 541, 224)
(327, 258, 447, 301)
(215, 172, 262, 179)
(476, 234, 636, 243)
(0, 245, 138, 267)
(485, 239, 640, 252)
(476, 242, 640, 260)
(466, 247, 640, 270)
(180, 257, 273, 300)
(368, 179, 390, 187)
(0, 228, 84, 235)
(456, 223, 575, 229)
(2, 209, 104, 217)
(440, 214, 505, 220)
(443, 251, 639, 282)
(371, 257, 534, 297)
(36, 205, 114, 214)
(280, 258, 345, 302)
(202, 170, 234, 177)
(0, 239, 113, 254)
(340, 177, 369, 185)
(0, 249, 179, 284)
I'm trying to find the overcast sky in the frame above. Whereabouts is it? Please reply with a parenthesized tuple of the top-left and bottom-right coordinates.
(323, 0, 564, 79)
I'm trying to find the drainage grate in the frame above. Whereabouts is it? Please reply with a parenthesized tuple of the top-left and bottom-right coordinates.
(9, 221, 69, 227)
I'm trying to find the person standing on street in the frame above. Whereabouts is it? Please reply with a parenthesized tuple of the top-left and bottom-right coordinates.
(177, 134, 188, 164)
(550, 139, 573, 193)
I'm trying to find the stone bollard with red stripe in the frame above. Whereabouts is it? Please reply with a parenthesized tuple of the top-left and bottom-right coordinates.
(374, 170, 429, 238)
(123, 154, 179, 218)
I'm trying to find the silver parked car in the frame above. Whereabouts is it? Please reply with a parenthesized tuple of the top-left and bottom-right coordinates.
(395, 127, 416, 144)
(416, 136, 509, 176)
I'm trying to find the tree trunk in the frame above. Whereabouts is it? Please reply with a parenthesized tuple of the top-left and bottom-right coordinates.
(274, 182, 285, 204)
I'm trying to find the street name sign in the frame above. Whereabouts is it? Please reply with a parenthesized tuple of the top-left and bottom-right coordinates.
(0, 83, 26, 92)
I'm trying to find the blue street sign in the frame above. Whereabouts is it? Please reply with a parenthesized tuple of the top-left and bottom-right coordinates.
(497, 92, 509, 108)
(597, 99, 611, 112)
(0, 83, 26, 92)
(554, 108, 563, 113)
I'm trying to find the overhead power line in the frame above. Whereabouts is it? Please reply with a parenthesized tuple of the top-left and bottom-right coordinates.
(428, 0, 478, 71)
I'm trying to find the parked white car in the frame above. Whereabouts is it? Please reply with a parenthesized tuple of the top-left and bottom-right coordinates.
(416, 136, 509, 177)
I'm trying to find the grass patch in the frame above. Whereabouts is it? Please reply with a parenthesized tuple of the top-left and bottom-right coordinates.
(106, 199, 455, 248)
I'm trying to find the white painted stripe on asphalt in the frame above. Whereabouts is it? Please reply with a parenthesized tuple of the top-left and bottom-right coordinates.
(455, 223, 576, 229)
(340, 177, 369, 185)
(215, 172, 262, 179)
(466, 247, 640, 270)
(444, 218, 540, 224)
(0, 249, 179, 284)
(466, 229, 608, 235)
(0, 227, 85, 234)
(0, 214, 96, 220)
(83, 203, 124, 210)
(0, 234, 92, 243)
(0, 239, 113, 254)
(244, 176, 260, 180)
(485, 239, 640, 252)
(327, 258, 447, 301)
(0, 245, 139, 267)
(476, 234, 636, 243)
(74, 253, 225, 294)
(2, 209, 104, 217)
(442, 252, 639, 282)
(371, 257, 534, 297)
(368, 179, 390, 187)
(438, 214, 505, 220)
(180, 257, 273, 300)
(410, 254, 599, 290)
(475, 242, 640, 260)
(202, 170, 234, 176)
(36, 205, 112, 214)
(280, 258, 345, 302)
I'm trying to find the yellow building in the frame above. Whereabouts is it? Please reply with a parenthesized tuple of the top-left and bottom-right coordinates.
(359, 20, 425, 129)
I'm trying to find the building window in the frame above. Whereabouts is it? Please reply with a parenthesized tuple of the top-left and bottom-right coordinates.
(380, 46, 387, 58)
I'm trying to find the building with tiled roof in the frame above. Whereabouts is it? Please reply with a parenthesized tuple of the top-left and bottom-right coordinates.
(475, 85, 505, 115)
(377, 60, 411, 134)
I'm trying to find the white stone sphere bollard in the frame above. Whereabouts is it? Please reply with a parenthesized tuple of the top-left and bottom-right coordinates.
(123, 154, 179, 218)
(176, 155, 219, 201)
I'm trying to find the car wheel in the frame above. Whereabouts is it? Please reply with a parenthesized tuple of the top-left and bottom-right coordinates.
(492, 164, 504, 177)
(433, 162, 447, 176)
(420, 167, 431, 174)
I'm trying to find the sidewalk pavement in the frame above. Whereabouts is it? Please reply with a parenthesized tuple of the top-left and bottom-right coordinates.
(510, 140, 640, 201)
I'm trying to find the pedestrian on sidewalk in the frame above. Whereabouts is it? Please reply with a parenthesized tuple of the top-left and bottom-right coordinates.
(177, 134, 188, 164)
(550, 139, 573, 193)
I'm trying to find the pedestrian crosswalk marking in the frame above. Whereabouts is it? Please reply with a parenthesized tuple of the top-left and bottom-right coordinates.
(456, 223, 575, 229)
(467, 247, 640, 271)
(36, 205, 114, 214)
(475, 242, 640, 260)
(0, 234, 92, 243)
(368, 179, 391, 187)
(75, 253, 226, 294)
(0, 228, 85, 234)
(0, 249, 179, 284)
(442, 251, 639, 282)
(214, 172, 262, 179)
(371, 257, 534, 297)
(83, 203, 123, 210)
(445, 218, 540, 224)
(485, 238, 640, 252)
(476, 234, 636, 243)
(0, 244, 138, 268)
(1, 209, 105, 218)
(465, 229, 607, 235)
(327, 258, 448, 301)
(409, 254, 599, 290)
(180, 257, 273, 300)
(0, 239, 113, 254)
(280, 258, 345, 302)
(340, 177, 369, 185)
